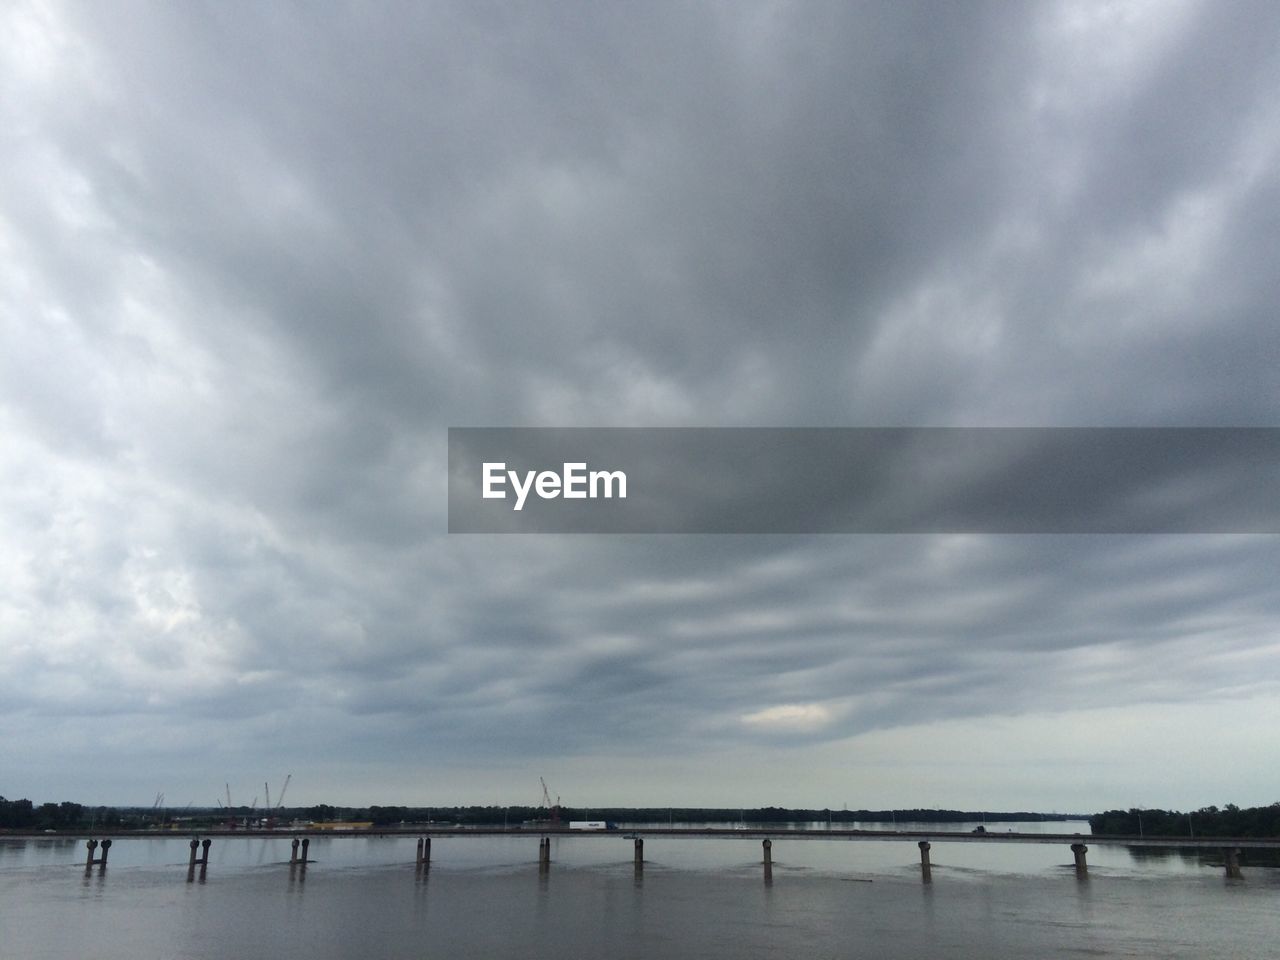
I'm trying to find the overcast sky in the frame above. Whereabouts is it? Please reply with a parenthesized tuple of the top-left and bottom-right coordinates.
(3, 0, 1279, 814)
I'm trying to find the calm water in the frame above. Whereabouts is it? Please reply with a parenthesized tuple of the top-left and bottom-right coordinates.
(2, 823, 1275, 959)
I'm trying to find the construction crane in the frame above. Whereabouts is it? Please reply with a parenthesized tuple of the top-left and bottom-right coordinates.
(539, 777, 562, 826)
(276, 774, 291, 809)
(261, 774, 293, 829)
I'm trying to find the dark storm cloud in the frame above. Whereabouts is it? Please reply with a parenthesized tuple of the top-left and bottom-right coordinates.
(3, 0, 1280, 806)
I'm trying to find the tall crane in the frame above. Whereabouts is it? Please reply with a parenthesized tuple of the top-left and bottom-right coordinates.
(539, 777, 561, 826)
(264, 774, 292, 829)
(276, 774, 291, 809)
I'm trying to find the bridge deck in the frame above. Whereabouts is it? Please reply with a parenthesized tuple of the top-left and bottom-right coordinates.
(37, 826, 1272, 849)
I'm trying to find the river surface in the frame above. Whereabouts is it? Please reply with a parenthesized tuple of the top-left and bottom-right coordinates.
(2, 822, 1275, 959)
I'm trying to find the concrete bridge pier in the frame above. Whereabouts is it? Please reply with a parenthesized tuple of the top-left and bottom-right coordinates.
(413, 836, 431, 878)
(187, 838, 211, 882)
(1071, 843, 1088, 880)
(288, 838, 309, 882)
(1224, 848, 1243, 879)
(918, 841, 932, 883)
(538, 837, 551, 870)
(83, 838, 111, 872)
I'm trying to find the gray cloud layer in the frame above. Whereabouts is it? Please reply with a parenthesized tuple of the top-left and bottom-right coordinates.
(2, 0, 1279, 809)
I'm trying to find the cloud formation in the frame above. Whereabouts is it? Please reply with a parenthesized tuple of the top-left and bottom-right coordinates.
(2, 0, 1279, 809)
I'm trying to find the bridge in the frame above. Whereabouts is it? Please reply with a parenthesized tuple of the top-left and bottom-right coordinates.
(140, 824, 1280, 848)
(51, 826, 1280, 883)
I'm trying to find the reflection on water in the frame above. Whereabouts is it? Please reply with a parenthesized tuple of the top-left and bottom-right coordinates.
(2, 824, 1277, 960)
(1125, 843, 1280, 870)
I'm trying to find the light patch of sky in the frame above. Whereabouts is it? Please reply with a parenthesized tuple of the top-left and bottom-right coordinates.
(740, 702, 837, 733)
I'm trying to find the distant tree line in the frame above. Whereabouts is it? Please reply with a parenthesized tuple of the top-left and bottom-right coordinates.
(9, 794, 1280, 836)
(353, 806, 1082, 827)
(1090, 803, 1280, 838)
(3, 797, 1086, 831)
(0, 797, 85, 830)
